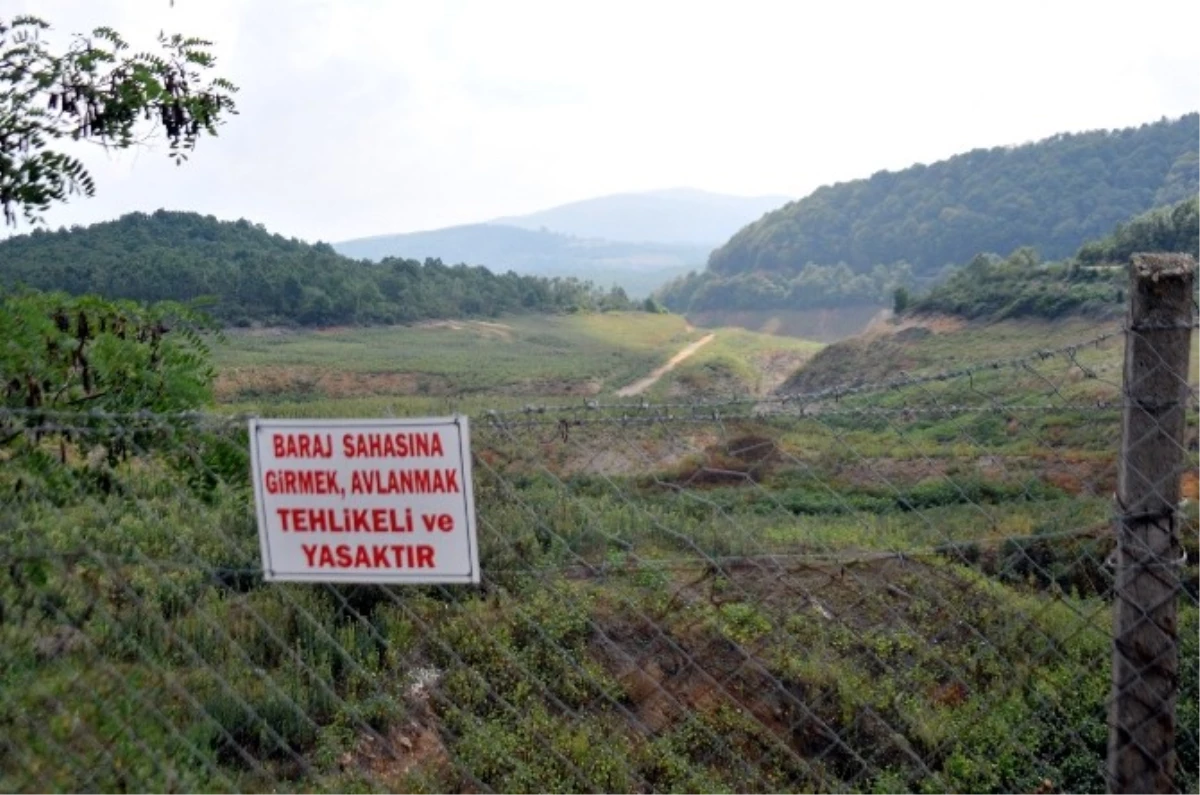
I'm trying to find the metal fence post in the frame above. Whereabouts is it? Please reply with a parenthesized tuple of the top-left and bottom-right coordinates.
(1107, 252, 1196, 794)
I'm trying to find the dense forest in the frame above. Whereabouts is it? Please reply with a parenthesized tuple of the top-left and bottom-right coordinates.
(654, 261, 914, 313)
(1075, 194, 1199, 267)
(906, 197, 1199, 320)
(659, 114, 1197, 314)
(0, 211, 644, 325)
(902, 249, 1123, 321)
(710, 114, 1197, 277)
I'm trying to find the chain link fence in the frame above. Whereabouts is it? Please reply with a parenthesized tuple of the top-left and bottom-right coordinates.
(1, 308, 1196, 791)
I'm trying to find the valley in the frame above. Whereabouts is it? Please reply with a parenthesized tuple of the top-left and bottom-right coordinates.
(11, 296, 1196, 792)
(212, 312, 823, 415)
(2, 87, 1197, 792)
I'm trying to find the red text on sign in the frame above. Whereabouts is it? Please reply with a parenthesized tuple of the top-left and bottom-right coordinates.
(278, 507, 415, 533)
(423, 513, 454, 532)
(273, 433, 334, 459)
(350, 468, 459, 495)
(342, 432, 444, 459)
(264, 469, 342, 495)
(301, 543, 436, 569)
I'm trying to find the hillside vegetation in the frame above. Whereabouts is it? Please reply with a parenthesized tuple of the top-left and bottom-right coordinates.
(0, 211, 641, 326)
(908, 197, 1199, 321)
(658, 261, 911, 314)
(8, 303, 1198, 793)
(907, 250, 1122, 322)
(1076, 194, 1200, 266)
(660, 114, 1198, 315)
(711, 114, 1196, 276)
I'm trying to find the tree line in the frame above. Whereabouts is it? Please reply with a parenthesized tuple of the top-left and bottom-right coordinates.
(659, 196, 1198, 321)
(0, 210, 648, 326)
(902, 248, 1123, 321)
(659, 183, 1199, 320)
(657, 114, 1200, 314)
(657, 261, 914, 313)
(701, 113, 1197, 285)
(905, 197, 1198, 320)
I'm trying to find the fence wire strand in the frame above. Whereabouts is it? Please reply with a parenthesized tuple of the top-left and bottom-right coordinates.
(1, 321, 1197, 793)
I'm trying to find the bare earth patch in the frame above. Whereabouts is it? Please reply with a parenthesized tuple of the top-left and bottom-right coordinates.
(343, 721, 451, 790)
(861, 311, 968, 339)
(754, 349, 822, 394)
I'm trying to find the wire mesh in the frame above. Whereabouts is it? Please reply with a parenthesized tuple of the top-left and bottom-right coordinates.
(0, 322, 1196, 793)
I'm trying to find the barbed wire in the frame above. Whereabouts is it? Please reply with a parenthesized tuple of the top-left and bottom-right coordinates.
(2, 319, 1197, 792)
(4, 322, 1194, 433)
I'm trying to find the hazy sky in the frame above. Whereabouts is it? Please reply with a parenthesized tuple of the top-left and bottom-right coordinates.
(9, 0, 1200, 242)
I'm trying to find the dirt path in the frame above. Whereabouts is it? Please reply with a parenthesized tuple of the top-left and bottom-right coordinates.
(615, 333, 716, 397)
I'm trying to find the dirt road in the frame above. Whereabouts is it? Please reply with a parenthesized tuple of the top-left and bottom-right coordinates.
(615, 333, 716, 397)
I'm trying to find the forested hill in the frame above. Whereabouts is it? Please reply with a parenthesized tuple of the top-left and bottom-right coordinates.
(0, 211, 636, 326)
(709, 113, 1198, 278)
(905, 196, 1199, 322)
(1076, 195, 1200, 267)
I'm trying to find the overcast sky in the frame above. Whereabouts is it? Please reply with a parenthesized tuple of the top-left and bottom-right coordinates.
(9, 0, 1200, 243)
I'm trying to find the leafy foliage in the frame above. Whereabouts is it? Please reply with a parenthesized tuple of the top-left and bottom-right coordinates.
(1076, 196, 1199, 266)
(908, 197, 1199, 321)
(0, 290, 224, 486)
(907, 249, 1123, 321)
(0, 15, 237, 224)
(0, 210, 648, 326)
(0, 290, 216, 416)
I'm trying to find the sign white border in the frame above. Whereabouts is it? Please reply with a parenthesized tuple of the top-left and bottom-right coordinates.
(248, 416, 480, 585)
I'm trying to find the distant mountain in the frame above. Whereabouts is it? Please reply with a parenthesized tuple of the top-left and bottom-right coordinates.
(492, 188, 791, 245)
(334, 223, 710, 298)
(0, 211, 638, 326)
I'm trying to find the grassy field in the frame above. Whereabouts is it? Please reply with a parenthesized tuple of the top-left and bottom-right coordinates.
(214, 311, 1190, 417)
(4, 309, 1198, 793)
(213, 314, 695, 406)
(212, 312, 823, 416)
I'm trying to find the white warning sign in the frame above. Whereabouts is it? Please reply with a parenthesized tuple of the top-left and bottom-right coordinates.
(248, 416, 479, 584)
